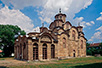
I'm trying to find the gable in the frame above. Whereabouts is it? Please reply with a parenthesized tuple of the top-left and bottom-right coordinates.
(41, 35, 52, 42)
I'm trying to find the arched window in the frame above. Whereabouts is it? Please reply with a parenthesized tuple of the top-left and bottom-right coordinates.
(72, 30, 76, 40)
(73, 50, 76, 57)
(60, 16, 62, 19)
(23, 43, 26, 49)
(43, 43, 47, 59)
(51, 44, 55, 58)
(63, 37, 66, 48)
(81, 40, 83, 49)
(33, 43, 38, 60)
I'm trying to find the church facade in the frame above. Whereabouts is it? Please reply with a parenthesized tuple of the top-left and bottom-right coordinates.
(14, 11, 87, 61)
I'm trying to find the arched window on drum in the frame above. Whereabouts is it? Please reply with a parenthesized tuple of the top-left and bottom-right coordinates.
(72, 30, 76, 40)
(63, 37, 66, 48)
(81, 40, 83, 49)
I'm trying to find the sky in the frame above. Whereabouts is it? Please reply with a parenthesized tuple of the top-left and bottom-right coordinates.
(0, 0, 102, 43)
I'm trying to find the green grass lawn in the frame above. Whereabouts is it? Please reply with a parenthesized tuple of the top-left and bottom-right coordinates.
(0, 56, 102, 68)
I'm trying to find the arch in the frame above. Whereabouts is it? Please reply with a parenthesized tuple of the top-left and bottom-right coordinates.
(81, 40, 83, 49)
(41, 35, 52, 42)
(42, 43, 47, 59)
(72, 30, 76, 40)
(51, 44, 55, 58)
(69, 27, 79, 40)
(63, 37, 66, 48)
(41, 32, 54, 40)
(49, 22, 55, 29)
(64, 21, 72, 30)
(33, 43, 38, 60)
(73, 50, 76, 57)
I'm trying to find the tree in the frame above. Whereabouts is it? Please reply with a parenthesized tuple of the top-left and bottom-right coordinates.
(0, 25, 26, 57)
(86, 42, 91, 55)
(86, 43, 90, 47)
(99, 42, 102, 55)
(99, 42, 102, 49)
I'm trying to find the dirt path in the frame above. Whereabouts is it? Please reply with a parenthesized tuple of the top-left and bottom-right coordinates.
(0, 59, 27, 66)
(0, 59, 58, 67)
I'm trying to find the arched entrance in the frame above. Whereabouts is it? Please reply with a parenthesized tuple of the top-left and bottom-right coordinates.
(51, 44, 55, 58)
(43, 43, 47, 59)
(73, 50, 76, 57)
(33, 43, 38, 60)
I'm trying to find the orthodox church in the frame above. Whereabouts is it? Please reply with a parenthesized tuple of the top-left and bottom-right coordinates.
(14, 9, 87, 61)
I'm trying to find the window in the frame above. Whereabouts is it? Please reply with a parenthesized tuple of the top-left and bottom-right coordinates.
(43, 44, 47, 59)
(51, 44, 55, 58)
(63, 37, 66, 48)
(23, 43, 26, 49)
(72, 30, 76, 40)
(81, 40, 83, 49)
(56, 16, 58, 19)
(33, 43, 38, 60)
(60, 16, 62, 19)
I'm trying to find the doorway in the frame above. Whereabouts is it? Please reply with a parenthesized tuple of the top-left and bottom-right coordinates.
(73, 50, 76, 57)
(51, 44, 55, 58)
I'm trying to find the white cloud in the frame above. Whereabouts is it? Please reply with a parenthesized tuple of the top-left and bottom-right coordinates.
(39, 0, 93, 24)
(83, 0, 93, 9)
(0, 5, 34, 33)
(1, 0, 93, 26)
(1, 0, 47, 9)
(0, 4, 2, 9)
(89, 26, 102, 42)
(90, 21, 95, 24)
(96, 12, 102, 20)
(86, 23, 91, 26)
(100, 12, 102, 15)
(33, 27, 40, 32)
(1, 0, 94, 32)
(72, 17, 94, 27)
(80, 20, 95, 27)
(96, 26, 102, 31)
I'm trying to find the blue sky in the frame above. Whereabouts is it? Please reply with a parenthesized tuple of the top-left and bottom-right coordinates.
(0, 0, 102, 43)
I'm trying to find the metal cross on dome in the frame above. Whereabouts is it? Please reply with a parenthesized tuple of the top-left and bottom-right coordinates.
(59, 8, 61, 13)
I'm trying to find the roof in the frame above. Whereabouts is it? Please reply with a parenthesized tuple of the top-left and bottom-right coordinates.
(55, 13, 66, 18)
(54, 19, 64, 23)
(27, 32, 40, 35)
(77, 26, 83, 28)
(88, 43, 101, 47)
(65, 21, 72, 26)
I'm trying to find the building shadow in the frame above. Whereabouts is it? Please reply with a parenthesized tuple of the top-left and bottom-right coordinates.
(73, 63, 102, 68)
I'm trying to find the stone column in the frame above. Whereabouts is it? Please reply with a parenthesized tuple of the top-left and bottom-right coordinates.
(39, 43, 43, 61)
(22, 45, 23, 59)
(55, 43, 58, 58)
(27, 39, 32, 60)
(47, 43, 51, 60)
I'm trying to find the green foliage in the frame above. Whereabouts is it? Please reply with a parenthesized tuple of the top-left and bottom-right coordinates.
(0, 25, 26, 57)
(86, 42, 102, 56)
(86, 43, 90, 47)
(99, 42, 102, 48)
